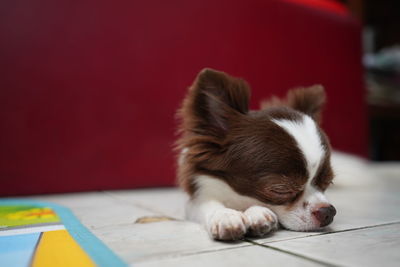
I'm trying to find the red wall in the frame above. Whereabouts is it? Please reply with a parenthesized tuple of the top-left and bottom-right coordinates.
(0, 0, 367, 195)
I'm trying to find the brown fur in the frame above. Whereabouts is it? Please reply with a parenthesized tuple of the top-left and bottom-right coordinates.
(261, 85, 326, 124)
(176, 68, 333, 206)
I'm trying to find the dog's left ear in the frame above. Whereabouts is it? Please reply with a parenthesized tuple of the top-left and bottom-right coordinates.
(180, 68, 250, 136)
(286, 85, 326, 124)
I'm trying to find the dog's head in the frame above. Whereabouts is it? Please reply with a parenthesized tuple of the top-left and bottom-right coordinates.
(178, 68, 336, 231)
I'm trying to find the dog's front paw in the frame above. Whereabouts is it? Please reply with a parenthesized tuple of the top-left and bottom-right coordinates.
(207, 208, 249, 241)
(244, 206, 278, 237)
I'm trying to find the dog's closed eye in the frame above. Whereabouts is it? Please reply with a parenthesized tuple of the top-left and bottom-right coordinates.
(270, 185, 295, 195)
(256, 185, 302, 205)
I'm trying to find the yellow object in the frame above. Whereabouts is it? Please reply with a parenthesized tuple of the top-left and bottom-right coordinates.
(32, 230, 96, 267)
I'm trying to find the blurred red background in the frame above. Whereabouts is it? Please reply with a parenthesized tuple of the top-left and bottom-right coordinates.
(0, 0, 367, 196)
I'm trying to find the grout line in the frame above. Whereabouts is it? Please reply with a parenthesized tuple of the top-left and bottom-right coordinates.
(245, 239, 342, 267)
(243, 222, 400, 267)
(259, 221, 400, 245)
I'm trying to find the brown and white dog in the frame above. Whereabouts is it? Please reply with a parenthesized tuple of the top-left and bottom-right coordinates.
(176, 68, 336, 241)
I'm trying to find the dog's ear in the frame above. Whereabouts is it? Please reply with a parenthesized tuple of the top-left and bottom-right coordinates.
(180, 68, 250, 136)
(286, 85, 326, 124)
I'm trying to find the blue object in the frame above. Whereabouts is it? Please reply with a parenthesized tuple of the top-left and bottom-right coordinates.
(0, 233, 40, 267)
(0, 199, 127, 267)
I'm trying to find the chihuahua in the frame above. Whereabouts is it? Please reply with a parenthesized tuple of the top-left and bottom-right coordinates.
(176, 68, 336, 241)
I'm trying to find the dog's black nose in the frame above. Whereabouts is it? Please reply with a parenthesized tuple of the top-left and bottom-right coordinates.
(312, 205, 336, 227)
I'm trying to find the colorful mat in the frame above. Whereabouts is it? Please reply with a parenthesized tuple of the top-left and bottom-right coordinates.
(0, 199, 127, 267)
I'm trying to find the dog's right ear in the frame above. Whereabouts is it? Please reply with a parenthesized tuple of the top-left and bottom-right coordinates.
(286, 85, 326, 124)
(260, 85, 326, 124)
(179, 68, 250, 136)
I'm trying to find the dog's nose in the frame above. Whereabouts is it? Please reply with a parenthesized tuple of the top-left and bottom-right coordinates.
(312, 205, 336, 227)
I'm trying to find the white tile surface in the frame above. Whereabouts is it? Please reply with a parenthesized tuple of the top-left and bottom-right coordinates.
(28, 191, 113, 209)
(30, 192, 157, 229)
(326, 188, 400, 231)
(133, 244, 323, 267)
(268, 223, 400, 267)
(327, 166, 400, 230)
(91, 220, 251, 264)
(105, 188, 188, 219)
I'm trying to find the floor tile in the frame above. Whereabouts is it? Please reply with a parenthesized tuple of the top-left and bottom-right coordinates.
(325, 188, 400, 231)
(27, 191, 113, 209)
(133, 244, 323, 267)
(326, 168, 400, 231)
(90, 220, 252, 264)
(267, 223, 400, 267)
(105, 188, 188, 219)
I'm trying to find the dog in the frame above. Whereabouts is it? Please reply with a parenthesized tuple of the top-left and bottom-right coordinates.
(176, 68, 336, 241)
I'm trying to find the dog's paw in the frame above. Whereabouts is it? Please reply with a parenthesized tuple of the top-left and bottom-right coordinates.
(244, 206, 278, 237)
(206, 208, 249, 241)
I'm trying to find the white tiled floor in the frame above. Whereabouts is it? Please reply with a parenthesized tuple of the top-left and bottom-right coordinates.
(29, 161, 400, 267)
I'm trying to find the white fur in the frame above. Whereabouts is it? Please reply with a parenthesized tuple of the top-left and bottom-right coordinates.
(187, 175, 276, 240)
(269, 115, 331, 230)
(244, 206, 278, 236)
(192, 175, 263, 211)
(206, 207, 249, 240)
(271, 115, 325, 179)
(272, 186, 329, 231)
